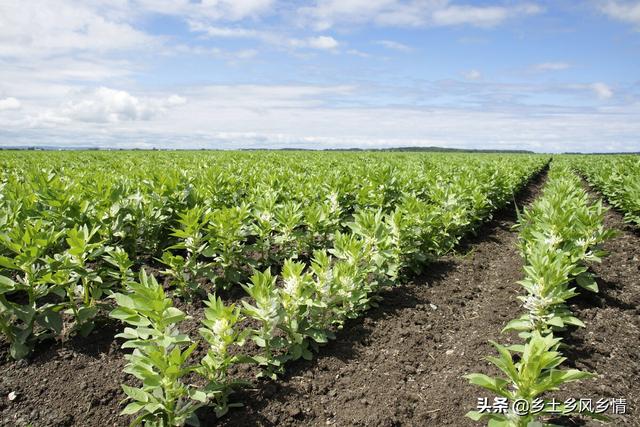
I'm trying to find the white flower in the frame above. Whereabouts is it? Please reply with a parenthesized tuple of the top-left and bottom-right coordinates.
(212, 319, 228, 336)
(283, 276, 298, 295)
(328, 193, 339, 211)
(259, 212, 272, 222)
(543, 233, 562, 247)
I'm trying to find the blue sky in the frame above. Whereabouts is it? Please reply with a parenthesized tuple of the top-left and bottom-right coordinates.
(1, 0, 639, 152)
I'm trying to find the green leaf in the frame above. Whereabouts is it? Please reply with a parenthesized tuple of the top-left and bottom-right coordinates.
(557, 369, 595, 383)
(307, 328, 328, 343)
(122, 385, 150, 403)
(563, 316, 585, 328)
(121, 401, 146, 415)
(502, 317, 531, 332)
(189, 389, 208, 403)
(0, 256, 18, 270)
(77, 305, 99, 323)
(487, 418, 511, 427)
(576, 273, 598, 293)
(78, 321, 95, 337)
(0, 275, 16, 293)
(505, 343, 525, 353)
(547, 316, 565, 328)
(37, 309, 63, 335)
(110, 308, 150, 327)
(162, 307, 186, 324)
(112, 292, 136, 309)
(10, 340, 31, 360)
(465, 410, 485, 421)
(13, 304, 36, 323)
(463, 373, 509, 397)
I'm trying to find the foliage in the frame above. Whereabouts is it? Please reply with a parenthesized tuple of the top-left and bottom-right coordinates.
(572, 155, 640, 226)
(110, 270, 204, 426)
(467, 162, 612, 427)
(505, 165, 614, 337)
(465, 332, 605, 427)
(0, 150, 552, 424)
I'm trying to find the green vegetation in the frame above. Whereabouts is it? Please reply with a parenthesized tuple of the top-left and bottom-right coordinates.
(466, 162, 613, 426)
(0, 150, 548, 425)
(573, 156, 640, 226)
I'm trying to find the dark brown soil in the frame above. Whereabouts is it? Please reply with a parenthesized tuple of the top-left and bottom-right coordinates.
(2, 168, 638, 427)
(0, 320, 128, 426)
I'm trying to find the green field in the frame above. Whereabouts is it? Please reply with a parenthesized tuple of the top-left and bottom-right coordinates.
(1, 151, 638, 426)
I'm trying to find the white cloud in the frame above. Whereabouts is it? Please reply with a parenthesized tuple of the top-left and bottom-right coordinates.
(95, 0, 275, 22)
(0, 1, 154, 58)
(300, 36, 339, 50)
(298, 1, 543, 30)
(299, 0, 425, 30)
(346, 49, 372, 58)
(432, 5, 507, 27)
(167, 44, 259, 61)
(185, 85, 354, 109)
(43, 88, 186, 124)
(188, 21, 340, 50)
(591, 82, 613, 99)
(598, 0, 640, 27)
(463, 69, 482, 80)
(186, 22, 265, 38)
(166, 95, 187, 106)
(201, 0, 275, 21)
(534, 62, 571, 71)
(235, 49, 260, 59)
(376, 40, 412, 52)
(0, 97, 21, 111)
(432, 3, 541, 27)
(3, 83, 640, 153)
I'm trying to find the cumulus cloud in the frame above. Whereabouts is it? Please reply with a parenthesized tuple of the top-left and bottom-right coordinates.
(48, 88, 186, 124)
(0, 97, 21, 111)
(598, 0, 640, 27)
(298, 0, 543, 30)
(591, 82, 613, 99)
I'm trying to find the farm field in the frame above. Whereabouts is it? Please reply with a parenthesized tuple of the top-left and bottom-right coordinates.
(0, 151, 638, 426)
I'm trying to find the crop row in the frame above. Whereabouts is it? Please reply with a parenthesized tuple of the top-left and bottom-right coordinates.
(0, 152, 546, 361)
(571, 156, 640, 226)
(1, 151, 547, 425)
(106, 155, 548, 425)
(466, 162, 613, 426)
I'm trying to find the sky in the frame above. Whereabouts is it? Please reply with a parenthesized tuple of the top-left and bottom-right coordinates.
(0, 0, 639, 153)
